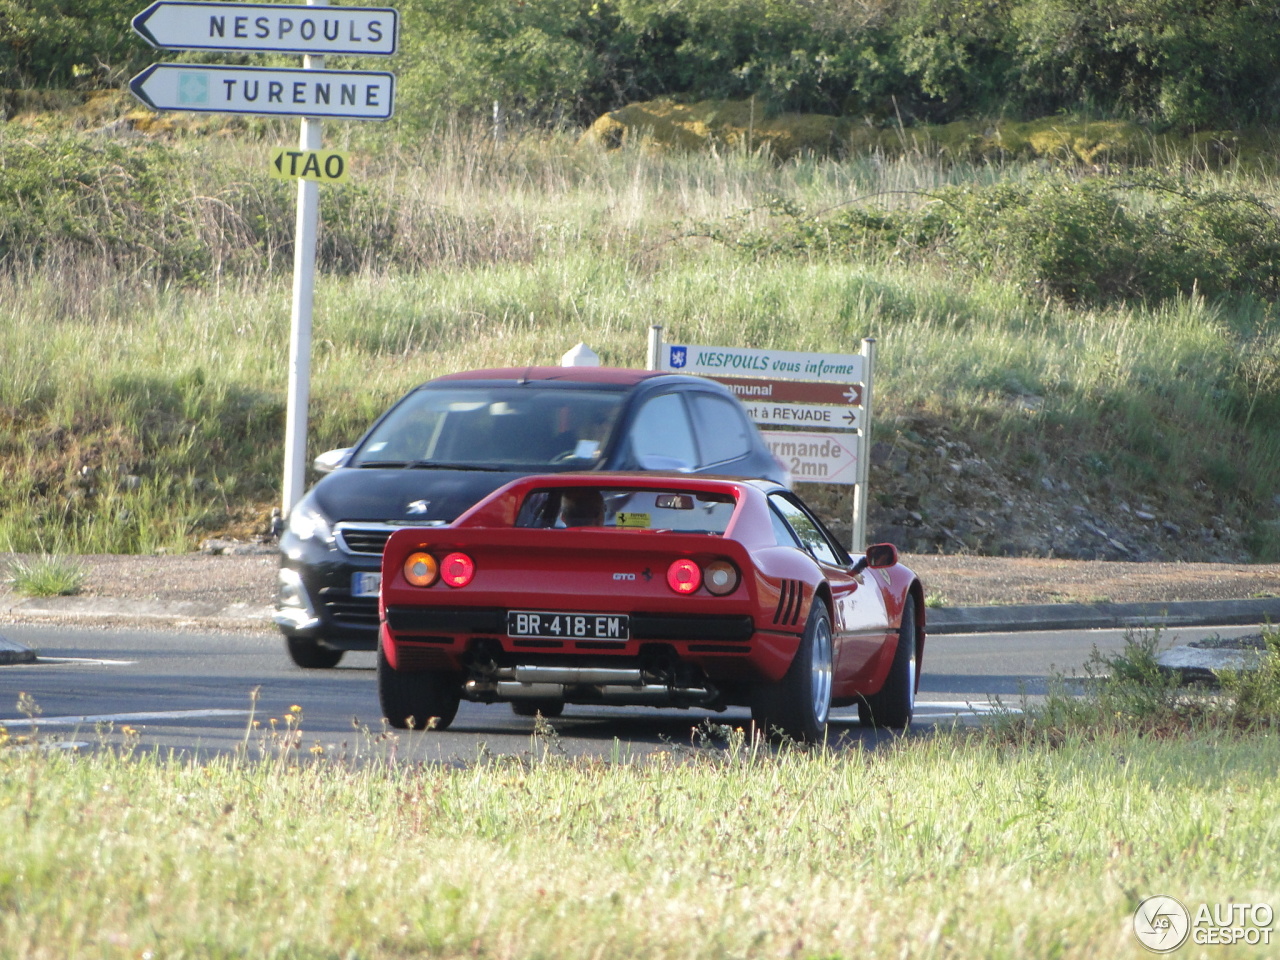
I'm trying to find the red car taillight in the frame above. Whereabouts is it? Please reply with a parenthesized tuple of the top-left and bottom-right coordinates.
(441, 552, 475, 588)
(667, 558, 701, 594)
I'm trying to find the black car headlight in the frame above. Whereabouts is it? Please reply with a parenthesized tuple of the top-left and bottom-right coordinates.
(287, 501, 335, 544)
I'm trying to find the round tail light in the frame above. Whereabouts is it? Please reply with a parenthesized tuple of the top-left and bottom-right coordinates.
(441, 552, 475, 588)
(667, 558, 701, 594)
(703, 559, 740, 596)
(403, 552, 439, 587)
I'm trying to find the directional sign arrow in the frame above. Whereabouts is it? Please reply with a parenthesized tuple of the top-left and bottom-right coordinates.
(709, 377, 863, 407)
(129, 63, 395, 120)
(739, 402, 861, 430)
(132, 2, 398, 56)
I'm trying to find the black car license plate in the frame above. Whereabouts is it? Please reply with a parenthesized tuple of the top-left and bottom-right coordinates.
(507, 611, 629, 641)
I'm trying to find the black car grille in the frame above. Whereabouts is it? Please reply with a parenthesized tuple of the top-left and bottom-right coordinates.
(320, 588, 380, 627)
(335, 524, 397, 555)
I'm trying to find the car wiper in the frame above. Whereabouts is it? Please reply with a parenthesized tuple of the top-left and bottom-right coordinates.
(354, 459, 410, 468)
(410, 461, 506, 471)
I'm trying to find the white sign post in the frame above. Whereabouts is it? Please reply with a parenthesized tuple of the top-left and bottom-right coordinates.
(282, 27, 326, 523)
(130, 0, 398, 518)
(649, 326, 877, 550)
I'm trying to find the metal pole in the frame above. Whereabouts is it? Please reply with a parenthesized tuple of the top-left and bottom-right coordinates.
(851, 337, 875, 552)
(282, 0, 327, 517)
(646, 324, 663, 371)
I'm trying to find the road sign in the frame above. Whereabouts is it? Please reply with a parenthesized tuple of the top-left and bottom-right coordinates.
(661, 343, 864, 383)
(741, 402, 860, 430)
(129, 63, 395, 119)
(270, 147, 350, 182)
(711, 377, 862, 406)
(760, 431, 859, 484)
(132, 2, 398, 56)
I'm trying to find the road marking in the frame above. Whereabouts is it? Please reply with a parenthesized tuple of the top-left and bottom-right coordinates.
(0, 708, 250, 728)
(36, 656, 138, 666)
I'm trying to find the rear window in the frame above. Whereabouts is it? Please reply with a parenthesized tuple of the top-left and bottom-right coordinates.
(515, 487, 737, 535)
(351, 386, 624, 469)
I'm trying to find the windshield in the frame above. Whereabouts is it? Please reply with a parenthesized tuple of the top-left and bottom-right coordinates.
(350, 385, 625, 469)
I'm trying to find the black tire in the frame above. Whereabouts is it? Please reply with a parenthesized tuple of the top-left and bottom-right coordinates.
(859, 597, 917, 730)
(750, 601, 833, 743)
(284, 633, 344, 669)
(377, 646, 461, 731)
(510, 700, 565, 719)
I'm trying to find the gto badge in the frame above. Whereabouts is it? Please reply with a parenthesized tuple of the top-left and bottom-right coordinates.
(612, 573, 636, 581)
(406, 499, 431, 515)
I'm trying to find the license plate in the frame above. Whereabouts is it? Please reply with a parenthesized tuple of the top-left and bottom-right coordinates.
(507, 611, 629, 641)
(351, 572, 381, 598)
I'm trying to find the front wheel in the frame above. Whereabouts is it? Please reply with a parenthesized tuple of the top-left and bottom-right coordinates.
(284, 633, 344, 669)
(377, 646, 460, 730)
(859, 597, 917, 730)
(751, 601, 833, 743)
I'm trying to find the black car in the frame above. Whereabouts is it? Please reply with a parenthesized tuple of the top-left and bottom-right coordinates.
(275, 364, 790, 667)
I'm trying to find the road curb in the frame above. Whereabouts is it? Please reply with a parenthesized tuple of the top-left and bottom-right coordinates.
(927, 598, 1280, 635)
(0, 634, 37, 665)
(6, 596, 274, 624)
(2, 595, 1277, 648)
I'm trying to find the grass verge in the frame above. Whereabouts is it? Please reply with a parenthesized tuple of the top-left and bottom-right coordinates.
(4, 642, 1280, 960)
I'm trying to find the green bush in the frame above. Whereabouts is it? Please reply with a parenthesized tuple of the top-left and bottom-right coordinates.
(0, 132, 208, 281)
(726, 172, 1280, 306)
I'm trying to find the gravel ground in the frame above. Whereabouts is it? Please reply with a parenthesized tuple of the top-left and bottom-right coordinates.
(2, 551, 1277, 609)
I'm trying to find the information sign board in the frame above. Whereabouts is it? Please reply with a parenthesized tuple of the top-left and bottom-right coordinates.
(129, 63, 395, 120)
(661, 343, 863, 383)
(132, 2, 398, 56)
(760, 431, 859, 484)
(741, 402, 860, 430)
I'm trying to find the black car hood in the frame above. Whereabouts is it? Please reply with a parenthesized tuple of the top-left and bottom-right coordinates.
(309, 467, 529, 524)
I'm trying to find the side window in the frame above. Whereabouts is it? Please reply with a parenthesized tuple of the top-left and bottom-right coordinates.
(769, 493, 844, 567)
(769, 505, 803, 549)
(689, 392, 753, 467)
(628, 393, 698, 468)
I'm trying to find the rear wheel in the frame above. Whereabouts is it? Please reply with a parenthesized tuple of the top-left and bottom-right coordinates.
(511, 700, 565, 719)
(751, 601, 832, 743)
(859, 597, 917, 729)
(284, 634, 344, 669)
(377, 646, 460, 730)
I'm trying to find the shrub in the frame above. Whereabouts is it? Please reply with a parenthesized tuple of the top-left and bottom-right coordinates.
(720, 172, 1280, 306)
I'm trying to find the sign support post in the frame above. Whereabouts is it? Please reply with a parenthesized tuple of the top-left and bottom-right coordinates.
(282, 0, 326, 516)
(851, 337, 875, 552)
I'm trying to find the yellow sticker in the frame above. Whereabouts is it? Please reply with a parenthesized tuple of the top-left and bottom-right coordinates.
(615, 512, 651, 529)
(269, 148, 350, 183)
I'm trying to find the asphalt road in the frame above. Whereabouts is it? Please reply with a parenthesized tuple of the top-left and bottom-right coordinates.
(0, 621, 1264, 760)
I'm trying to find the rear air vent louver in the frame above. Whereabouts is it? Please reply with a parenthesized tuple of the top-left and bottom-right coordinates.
(773, 579, 803, 626)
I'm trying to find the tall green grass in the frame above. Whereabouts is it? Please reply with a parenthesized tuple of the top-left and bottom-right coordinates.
(1, 124, 1277, 555)
(1, 720, 1277, 959)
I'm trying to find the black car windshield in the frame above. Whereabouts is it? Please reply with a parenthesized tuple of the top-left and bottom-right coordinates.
(350, 385, 626, 469)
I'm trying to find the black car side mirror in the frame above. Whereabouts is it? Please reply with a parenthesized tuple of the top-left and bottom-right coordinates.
(851, 542, 899, 575)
